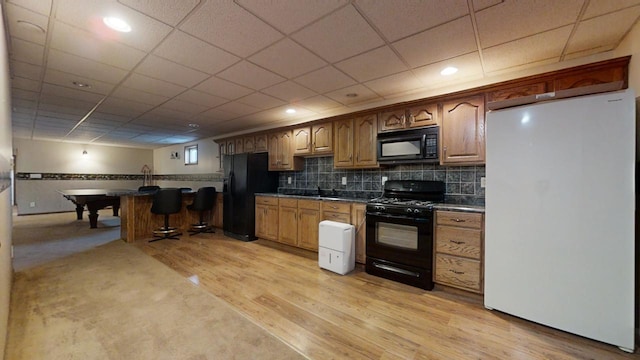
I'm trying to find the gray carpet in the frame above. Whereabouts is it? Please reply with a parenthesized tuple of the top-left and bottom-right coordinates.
(7, 213, 305, 360)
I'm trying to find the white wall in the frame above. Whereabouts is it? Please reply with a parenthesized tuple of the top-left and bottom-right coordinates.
(153, 138, 221, 174)
(0, 4, 13, 359)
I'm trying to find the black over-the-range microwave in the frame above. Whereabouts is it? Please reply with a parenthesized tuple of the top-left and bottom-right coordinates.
(376, 126, 439, 164)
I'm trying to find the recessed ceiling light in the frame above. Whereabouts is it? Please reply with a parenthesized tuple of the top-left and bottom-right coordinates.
(103, 17, 131, 32)
(285, 108, 296, 114)
(346, 93, 358, 98)
(72, 81, 91, 88)
(440, 66, 458, 76)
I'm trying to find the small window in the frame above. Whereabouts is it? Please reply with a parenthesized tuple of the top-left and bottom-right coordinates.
(184, 145, 198, 165)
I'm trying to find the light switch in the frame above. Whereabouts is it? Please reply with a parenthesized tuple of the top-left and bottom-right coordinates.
(341, 177, 347, 185)
(480, 177, 486, 188)
(287, 177, 292, 184)
(382, 176, 388, 185)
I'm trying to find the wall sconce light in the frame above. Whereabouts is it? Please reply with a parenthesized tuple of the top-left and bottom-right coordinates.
(82, 150, 88, 155)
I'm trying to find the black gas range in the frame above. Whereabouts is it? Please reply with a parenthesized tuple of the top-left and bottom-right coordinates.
(365, 180, 445, 290)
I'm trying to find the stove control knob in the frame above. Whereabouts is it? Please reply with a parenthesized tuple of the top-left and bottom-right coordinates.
(413, 209, 421, 214)
(375, 206, 385, 211)
(406, 208, 412, 213)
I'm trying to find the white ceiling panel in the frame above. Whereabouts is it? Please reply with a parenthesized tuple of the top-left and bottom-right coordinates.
(335, 46, 408, 82)
(194, 76, 253, 100)
(12, 88, 39, 101)
(153, 31, 240, 75)
(121, 73, 187, 98)
(134, 55, 209, 88)
(292, 5, 385, 62)
(98, 96, 154, 117)
(413, 52, 484, 88)
(38, 94, 96, 112)
(44, 68, 115, 95)
(10, 38, 44, 65)
(236, 92, 286, 110)
(583, 0, 640, 19)
(118, 0, 200, 26)
(325, 84, 382, 106)
(55, 0, 172, 51)
(5, 3, 48, 44)
(472, 0, 502, 12)
(249, 39, 327, 78)
(364, 71, 425, 98)
(47, 49, 128, 84)
(50, 21, 145, 70)
(261, 81, 317, 103)
(10, 60, 43, 80)
(111, 86, 169, 106)
(215, 101, 262, 117)
(393, 16, 477, 68)
(179, 0, 283, 57)
(293, 66, 357, 94)
(475, 0, 583, 48)
(217, 61, 286, 90)
(566, 7, 640, 54)
(12, 76, 40, 91)
(296, 95, 344, 113)
(192, 108, 238, 123)
(174, 90, 228, 108)
(8, 0, 52, 16)
(159, 99, 210, 116)
(41, 83, 104, 103)
(354, 0, 469, 42)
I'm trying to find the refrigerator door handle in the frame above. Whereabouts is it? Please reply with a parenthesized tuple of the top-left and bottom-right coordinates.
(229, 171, 235, 194)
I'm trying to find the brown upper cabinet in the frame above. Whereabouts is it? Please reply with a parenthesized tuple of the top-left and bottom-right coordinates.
(293, 122, 333, 155)
(255, 134, 268, 153)
(379, 101, 438, 132)
(440, 94, 485, 165)
(334, 114, 378, 169)
(486, 82, 548, 103)
(268, 130, 303, 171)
(235, 138, 244, 154)
(226, 139, 235, 155)
(243, 136, 255, 153)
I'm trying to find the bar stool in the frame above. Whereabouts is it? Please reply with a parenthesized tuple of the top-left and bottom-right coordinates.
(150, 188, 183, 242)
(139, 185, 160, 193)
(187, 187, 216, 235)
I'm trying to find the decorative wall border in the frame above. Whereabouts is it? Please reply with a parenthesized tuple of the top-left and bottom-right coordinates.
(153, 173, 224, 181)
(16, 172, 225, 182)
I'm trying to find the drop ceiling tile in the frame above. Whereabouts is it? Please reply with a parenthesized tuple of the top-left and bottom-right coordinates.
(236, 0, 348, 34)
(215, 101, 262, 116)
(12, 76, 40, 91)
(483, 26, 572, 73)
(194, 76, 253, 100)
(472, 0, 502, 12)
(293, 66, 357, 94)
(111, 86, 169, 106)
(55, 0, 173, 51)
(192, 108, 238, 123)
(393, 16, 477, 68)
(47, 49, 128, 84)
(38, 94, 96, 112)
(364, 71, 425, 97)
(249, 39, 327, 78)
(41, 83, 104, 103)
(50, 21, 145, 70)
(118, 0, 199, 26)
(217, 61, 285, 90)
(98, 96, 155, 117)
(564, 46, 615, 61)
(134, 55, 209, 88)
(122, 73, 187, 98)
(159, 99, 210, 116)
(44, 69, 115, 95)
(12, 88, 39, 101)
(296, 95, 344, 113)
(236, 92, 286, 110)
(566, 7, 640, 54)
(335, 46, 408, 82)
(10, 60, 42, 80)
(261, 81, 317, 102)
(324, 84, 382, 106)
(179, 0, 283, 57)
(475, 0, 583, 48)
(12, 99, 37, 111)
(5, 3, 48, 44)
(153, 31, 240, 75)
(583, 0, 640, 18)
(292, 6, 384, 62)
(354, 0, 468, 42)
(413, 52, 484, 87)
(8, 0, 52, 16)
(10, 38, 44, 65)
(174, 90, 229, 108)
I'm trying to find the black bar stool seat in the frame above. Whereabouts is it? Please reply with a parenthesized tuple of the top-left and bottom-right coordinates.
(187, 187, 216, 235)
(150, 188, 182, 242)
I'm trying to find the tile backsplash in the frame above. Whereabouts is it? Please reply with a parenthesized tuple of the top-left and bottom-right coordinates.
(278, 157, 485, 206)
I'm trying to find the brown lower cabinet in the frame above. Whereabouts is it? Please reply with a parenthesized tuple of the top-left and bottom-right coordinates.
(213, 193, 224, 228)
(256, 196, 278, 240)
(433, 210, 484, 294)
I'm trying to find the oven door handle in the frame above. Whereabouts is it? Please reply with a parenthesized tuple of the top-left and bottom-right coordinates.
(366, 213, 431, 222)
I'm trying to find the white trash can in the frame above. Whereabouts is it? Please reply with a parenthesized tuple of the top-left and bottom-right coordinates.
(318, 220, 355, 275)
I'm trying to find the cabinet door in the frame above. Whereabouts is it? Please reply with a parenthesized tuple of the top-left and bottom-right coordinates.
(278, 130, 295, 169)
(441, 95, 485, 165)
(219, 141, 227, 172)
(264, 205, 279, 240)
(235, 138, 244, 154)
(334, 119, 354, 168)
(407, 102, 437, 128)
(243, 136, 255, 153)
(278, 204, 298, 246)
(352, 203, 366, 264)
(354, 114, 378, 167)
(293, 127, 311, 155)
(227, 140, 235, 155)
(214, 193, 223, 228)
(254, 134, 268, 153)
(312, 122, 333, 154)
(298, 208, 320, 251)
(267, 133, 280, 170)
(255, 204, 268, 239)
(379, 109, 406, 132)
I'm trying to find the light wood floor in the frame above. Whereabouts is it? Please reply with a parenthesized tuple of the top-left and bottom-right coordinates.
(136, 232, 639, 360)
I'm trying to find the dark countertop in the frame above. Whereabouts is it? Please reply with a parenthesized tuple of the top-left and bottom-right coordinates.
(255, 193, 485, 213)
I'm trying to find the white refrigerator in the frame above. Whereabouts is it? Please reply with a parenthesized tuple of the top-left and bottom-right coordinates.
(484, 89, 635, 352)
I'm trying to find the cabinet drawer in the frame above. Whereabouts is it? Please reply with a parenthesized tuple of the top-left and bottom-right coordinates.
(435, 225, 482, 260)
(279, 198, 298, 207)
(435, 254, 482, 293)
(256, 196, 278, 206)
(436, 211, 483, 229)
(321, 201, 351, 214)
(322, 211, 351, 223)
(298, 199, 320, 210)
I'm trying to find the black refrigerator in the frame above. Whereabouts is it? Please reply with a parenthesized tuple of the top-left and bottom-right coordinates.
(223, 152, 278, 241)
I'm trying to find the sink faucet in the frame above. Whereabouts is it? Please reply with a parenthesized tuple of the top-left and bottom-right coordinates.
(317, 186, 321, 195)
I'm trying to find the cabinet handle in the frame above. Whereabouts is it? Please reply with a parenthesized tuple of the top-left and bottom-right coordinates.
(357, 151, 359, 162)
(349, 154, 352, 161)
(449, 240, 465, 244)
(329, 206, 338, 209)
(450, 218, 465, 223)
(401, 115, 406, 125)
(449, 269, 465, 275)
